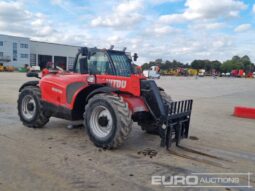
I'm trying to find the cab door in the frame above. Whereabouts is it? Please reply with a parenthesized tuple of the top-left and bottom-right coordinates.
(86, 51, 115, 84)
(86, 51, 140, 96)
(104, 52, 140, 96)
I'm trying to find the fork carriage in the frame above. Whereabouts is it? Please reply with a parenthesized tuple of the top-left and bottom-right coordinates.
(160, 100, 193, 149)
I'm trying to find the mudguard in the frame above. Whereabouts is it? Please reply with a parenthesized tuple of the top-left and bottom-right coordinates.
(86, 86, 120, 101)
(19, 81, 39, 92)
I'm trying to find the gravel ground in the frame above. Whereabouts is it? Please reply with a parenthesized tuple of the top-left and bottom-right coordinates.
(0, 73, 254, 191)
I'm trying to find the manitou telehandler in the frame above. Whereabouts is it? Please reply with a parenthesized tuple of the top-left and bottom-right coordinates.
(18, 47, 193, 149)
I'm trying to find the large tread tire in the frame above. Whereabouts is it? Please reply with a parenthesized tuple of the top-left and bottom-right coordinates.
(17, 86, 50, 128)
(139, 90, 172, 135)
(84, 93, 132, 149)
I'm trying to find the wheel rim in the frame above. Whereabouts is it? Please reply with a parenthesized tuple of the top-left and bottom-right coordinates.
(21, 95, 36, 120)
(90, 105, 113, 138)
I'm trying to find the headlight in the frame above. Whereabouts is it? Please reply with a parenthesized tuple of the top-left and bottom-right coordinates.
(87, 75, 96, 83)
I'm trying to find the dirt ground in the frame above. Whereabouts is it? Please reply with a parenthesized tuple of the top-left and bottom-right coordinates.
(0, 73, 254, 191)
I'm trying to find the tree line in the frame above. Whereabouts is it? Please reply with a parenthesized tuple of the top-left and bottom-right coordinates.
(142, 55, 255, 74)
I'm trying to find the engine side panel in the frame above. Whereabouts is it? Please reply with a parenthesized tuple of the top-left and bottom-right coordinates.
(40, 73, 144, 109)
(40, 73, 88, 109)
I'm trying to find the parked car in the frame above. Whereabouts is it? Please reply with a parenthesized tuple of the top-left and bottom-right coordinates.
(143, 70, 160, 79)
(30, 66, 41, 72)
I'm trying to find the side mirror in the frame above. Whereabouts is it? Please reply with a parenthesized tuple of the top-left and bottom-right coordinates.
(27, 72, 40, 79)
(133, 53, 138, 61)
(80, 47, 89, 56)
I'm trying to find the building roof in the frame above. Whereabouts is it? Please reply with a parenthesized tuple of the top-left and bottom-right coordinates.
(0, 33, 30, 40)
(0, 33, 81, 48)
(30, 40, 81, 48)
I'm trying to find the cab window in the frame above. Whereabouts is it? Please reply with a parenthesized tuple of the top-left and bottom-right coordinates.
(109, 53, 132, 77)
(88, 52, 114, 75)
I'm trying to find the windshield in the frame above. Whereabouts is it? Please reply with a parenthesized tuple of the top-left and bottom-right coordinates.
(109, 52, 133, 77)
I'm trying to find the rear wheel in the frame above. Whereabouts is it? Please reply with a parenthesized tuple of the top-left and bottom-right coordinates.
(84, 93, 132, 149)
(139, 90, 172, 134)
(18, 86, 50, 128)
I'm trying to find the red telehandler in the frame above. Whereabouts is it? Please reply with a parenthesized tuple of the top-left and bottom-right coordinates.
(18, 47, 193, 149)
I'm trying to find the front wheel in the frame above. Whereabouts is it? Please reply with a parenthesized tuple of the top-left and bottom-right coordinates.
(84, 94, 132, 149)
(17, 86, 50, 128)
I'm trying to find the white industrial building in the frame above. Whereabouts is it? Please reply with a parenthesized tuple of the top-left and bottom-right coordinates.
(0, 34, 80, 70)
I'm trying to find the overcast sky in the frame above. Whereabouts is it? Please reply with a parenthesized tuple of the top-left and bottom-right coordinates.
(0, 0, 254, 64)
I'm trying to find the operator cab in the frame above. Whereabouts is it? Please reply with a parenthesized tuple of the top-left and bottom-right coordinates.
(72, 47, 137, 77)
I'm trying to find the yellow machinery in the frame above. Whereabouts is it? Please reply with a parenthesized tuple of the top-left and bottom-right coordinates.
(0, 63, 15, 72)
(0, 63, 4, 72)
(188, 69, 198, 76)
(5, 66, 15, 72)
(162, 68, 199, 76)
(165, 69, 179, 76)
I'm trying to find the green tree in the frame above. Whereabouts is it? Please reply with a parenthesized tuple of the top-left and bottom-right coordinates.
(211, 61, 221, 72)
(142, 55, 254, 74)
(191, 60, 204, 69)
(220, 55, 254, 73)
